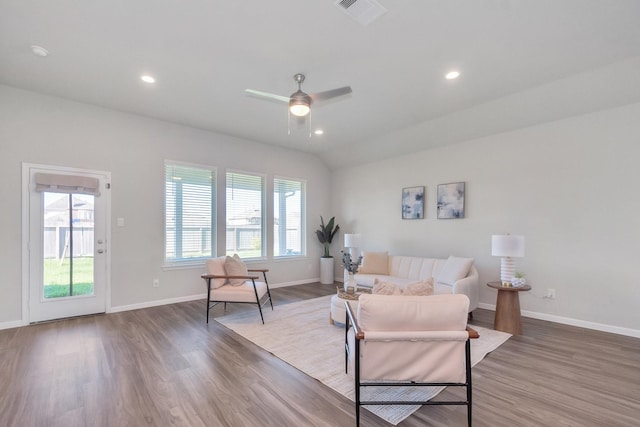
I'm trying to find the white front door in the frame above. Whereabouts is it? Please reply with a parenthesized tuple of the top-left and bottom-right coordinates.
(24, 164, 110, 323)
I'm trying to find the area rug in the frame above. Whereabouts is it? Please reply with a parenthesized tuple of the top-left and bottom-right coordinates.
(215, 295, 510, 425)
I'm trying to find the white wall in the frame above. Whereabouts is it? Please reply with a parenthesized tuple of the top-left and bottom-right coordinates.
(333, 102, 640, 335)
(0, 85, 331, 324)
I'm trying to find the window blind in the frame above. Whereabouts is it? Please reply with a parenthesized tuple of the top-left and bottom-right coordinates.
(273, 177, 305, 257)
(226, 171, 264, 258)
(165, 163, 216, 263)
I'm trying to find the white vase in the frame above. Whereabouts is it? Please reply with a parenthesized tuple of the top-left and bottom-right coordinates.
(320, 257, 334, 285)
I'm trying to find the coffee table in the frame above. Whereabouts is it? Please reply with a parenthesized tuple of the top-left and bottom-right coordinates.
(329, 287, 371, 325)
(487, 281, 531, 335)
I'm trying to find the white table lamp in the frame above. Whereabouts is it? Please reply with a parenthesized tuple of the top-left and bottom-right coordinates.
(344, 233, 362, 256)
(491, 234, 525, 285)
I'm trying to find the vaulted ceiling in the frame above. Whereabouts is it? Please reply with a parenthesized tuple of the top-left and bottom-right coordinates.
(2, 1, 640, 169)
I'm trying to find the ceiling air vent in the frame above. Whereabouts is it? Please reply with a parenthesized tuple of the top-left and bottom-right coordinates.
(335, 0, 387, 26)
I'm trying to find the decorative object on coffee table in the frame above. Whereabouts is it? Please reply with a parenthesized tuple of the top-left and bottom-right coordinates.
(402, 186, 425, 219)
(341, 250, 362, 293)
(343, 233, 362, 283)
(487, 281, 531, 334)
(437, 181, 465, 219)
(491, 234, 525, 286)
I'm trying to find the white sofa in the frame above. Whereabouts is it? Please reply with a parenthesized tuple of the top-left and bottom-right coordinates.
(354, 253, 479, 312)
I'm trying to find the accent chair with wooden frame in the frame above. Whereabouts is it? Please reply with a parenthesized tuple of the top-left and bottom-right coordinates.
(344, 294, 479, 426)
(201, 257, 273, 324)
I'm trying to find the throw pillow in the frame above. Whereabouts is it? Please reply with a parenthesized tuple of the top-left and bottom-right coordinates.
(225, 254, 248, 286)
(372, 278, 401, 295)
(359, 251, 389, 275)
(205, 256, 228, 289)
(403, 278, 434, 296)
(437, 256, 474, 286)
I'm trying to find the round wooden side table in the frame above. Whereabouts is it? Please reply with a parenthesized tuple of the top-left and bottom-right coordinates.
(487, 281, 531, 335)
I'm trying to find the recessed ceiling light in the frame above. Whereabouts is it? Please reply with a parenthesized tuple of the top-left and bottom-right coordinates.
(31, 45, 49, 57)
(140, 75, 156, 84)
(445, 70, 461, 80)
(314, 129, 324, 135)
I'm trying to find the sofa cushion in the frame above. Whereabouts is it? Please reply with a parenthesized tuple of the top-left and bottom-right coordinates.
(403, 278, 434, 296)
(356, 274, 416, 289)
(359, 251, 389, 275)
(225, 254, 248, 286)
(372, 279, 401, 295)
(437, 256, 474, 286)
(205, 256, 228, 289)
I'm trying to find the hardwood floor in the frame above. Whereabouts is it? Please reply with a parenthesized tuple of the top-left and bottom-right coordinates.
(1, 283, 638, 426)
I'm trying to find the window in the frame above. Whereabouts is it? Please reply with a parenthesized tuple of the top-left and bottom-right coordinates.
(165, 162, 216, 264)
(226, 171, 265, 258)
(274, 177, 305, 257)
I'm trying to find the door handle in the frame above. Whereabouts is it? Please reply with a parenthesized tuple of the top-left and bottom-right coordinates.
(97, 249, 104, 254)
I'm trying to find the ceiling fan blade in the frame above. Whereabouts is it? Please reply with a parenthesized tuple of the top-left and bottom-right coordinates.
(245, 89, 290, 103)
(309, 86, 352, 102)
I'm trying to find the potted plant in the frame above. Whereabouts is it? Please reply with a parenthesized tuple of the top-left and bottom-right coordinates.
(512, 272, 527, 287)
(316, 216, 340, 284)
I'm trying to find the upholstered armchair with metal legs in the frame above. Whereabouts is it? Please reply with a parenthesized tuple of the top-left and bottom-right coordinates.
(201, 255, 273, 324)
(344, 294, 479, 426)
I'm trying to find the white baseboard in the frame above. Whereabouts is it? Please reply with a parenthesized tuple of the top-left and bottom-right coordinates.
(108, 279, 320, 311)
(0, 319, 27, 331)
(270, 278, 319, 288)
(477, 303, 640, 338)
(110, 293, 206, 313)
(2, 281, 320, 328)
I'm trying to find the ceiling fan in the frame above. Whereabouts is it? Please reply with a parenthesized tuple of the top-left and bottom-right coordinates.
(245, 73, 352, 117)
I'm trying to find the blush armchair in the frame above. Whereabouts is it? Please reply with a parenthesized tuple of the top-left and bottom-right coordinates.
(201, 256, 273, 324)
(345, 294, 479, 426)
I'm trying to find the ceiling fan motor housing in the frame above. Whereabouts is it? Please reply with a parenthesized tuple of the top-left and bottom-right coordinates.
(289, 90, 312, 116)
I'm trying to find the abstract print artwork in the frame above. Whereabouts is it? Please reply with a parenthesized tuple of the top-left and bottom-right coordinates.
(437, 182, 465, 219)
(402, 186, 425, 219)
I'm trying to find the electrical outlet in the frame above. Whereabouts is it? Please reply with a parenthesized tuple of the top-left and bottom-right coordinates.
(153, 279, 160, 288)
(546, 288, 556, 299)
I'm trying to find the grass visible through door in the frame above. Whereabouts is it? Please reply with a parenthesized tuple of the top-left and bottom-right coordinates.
(43, 257, 94, 298)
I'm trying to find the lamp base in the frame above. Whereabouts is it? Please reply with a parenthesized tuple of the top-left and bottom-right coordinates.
(500, 257, 515, 284)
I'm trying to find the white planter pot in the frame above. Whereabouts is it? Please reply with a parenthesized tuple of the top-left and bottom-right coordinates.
(319, 257, 335, 285)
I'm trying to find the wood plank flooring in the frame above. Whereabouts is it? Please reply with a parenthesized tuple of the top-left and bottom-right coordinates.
(1, 283, 638, 426)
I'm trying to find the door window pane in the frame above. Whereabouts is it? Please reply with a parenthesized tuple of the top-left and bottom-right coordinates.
(42, 192, 95, 298)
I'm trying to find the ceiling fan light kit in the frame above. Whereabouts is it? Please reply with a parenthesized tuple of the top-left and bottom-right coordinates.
(246, 73, 352, 122)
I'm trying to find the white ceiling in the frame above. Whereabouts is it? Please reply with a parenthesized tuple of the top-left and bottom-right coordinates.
(2, 0, 640, 169)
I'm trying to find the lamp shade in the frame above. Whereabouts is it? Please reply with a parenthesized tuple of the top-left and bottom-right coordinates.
(344, 233, 362, 248)
(491, 235, 525, 257)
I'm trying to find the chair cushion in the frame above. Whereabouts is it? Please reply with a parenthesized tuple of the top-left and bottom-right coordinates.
(211, 280, 267, 303)
(359, 251, 389, 275)
(225, 254, 248, 286)
(437, 256, 474, 286)
(403, 278, 434, 296)
(357, 294, 469, 331)
(205, 256, 228, 289)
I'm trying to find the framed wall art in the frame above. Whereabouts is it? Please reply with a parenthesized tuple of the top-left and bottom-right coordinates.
(437, 182, 465, 219)
(402, 186, 425, 219)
